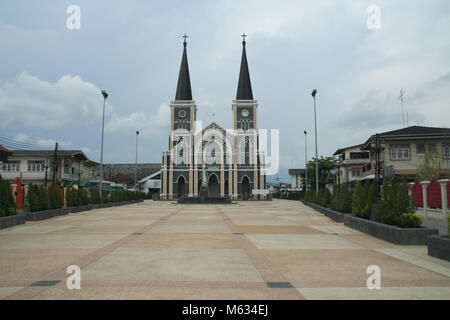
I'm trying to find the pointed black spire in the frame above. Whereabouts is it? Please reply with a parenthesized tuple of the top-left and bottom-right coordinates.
(236, 34, 253, 100)
(175, 35, 192, 100)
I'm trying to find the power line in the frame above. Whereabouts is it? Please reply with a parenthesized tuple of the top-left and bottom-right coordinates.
(0, 135, 58, 150)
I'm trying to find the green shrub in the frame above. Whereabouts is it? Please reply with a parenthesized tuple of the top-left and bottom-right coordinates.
(66, 188, 80, 207)
(90, 189, 101, 204)
(378, 177, 415, 227)
(79, 188, 90, 205)
(399, 213, 422, 228)
(102, 190, 110, 203)
(336, 184, 352, 213)
(25, 183, 40, 212)
(362, 181, 378, 218)
(38, 185, 49, 211)
(48, 185, 63, 209)
(352, 181, 364, 215)
(0, 179, 16, 216)
(318, 188, 331, 207)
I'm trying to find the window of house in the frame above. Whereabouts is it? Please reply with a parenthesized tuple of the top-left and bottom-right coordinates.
(416, 143, 425, 153)
(1, 161, 20, 172)
(443, 143, 450, 158)
(390, 144, 410, 160)
(27, 160, 45, 172)
(350, 152, 369, 159)
(64, 166, 69, 174)
(351, 170, 361, 178)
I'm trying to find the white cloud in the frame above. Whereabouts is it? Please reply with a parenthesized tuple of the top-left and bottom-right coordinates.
(0, 72, 112, 128)
(105, 103, 169, 139)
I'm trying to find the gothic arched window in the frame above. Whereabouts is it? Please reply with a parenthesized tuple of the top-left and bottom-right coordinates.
(244, 136, 250, 165)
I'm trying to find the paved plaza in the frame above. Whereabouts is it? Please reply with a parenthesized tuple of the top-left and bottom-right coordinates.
(0, 199, 450, 300)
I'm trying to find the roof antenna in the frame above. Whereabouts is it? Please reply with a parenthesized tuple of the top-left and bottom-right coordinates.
(399, 89, 405, 127)
(406, 111, 409, 127)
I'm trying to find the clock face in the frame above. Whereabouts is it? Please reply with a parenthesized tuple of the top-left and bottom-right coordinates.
(178, 110, 186, 118)
(241, 109, 249, 117)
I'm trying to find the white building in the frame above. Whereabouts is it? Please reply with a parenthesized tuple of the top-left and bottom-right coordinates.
(288, 169, 305, 191)
(0, 149, 90, 185)
(138, 170, 161, 194)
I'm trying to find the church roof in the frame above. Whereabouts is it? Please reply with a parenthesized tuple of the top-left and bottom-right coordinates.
(202, 121, 226, 134)
(175, 37, 193, 101)
(236, 38, 253, 100)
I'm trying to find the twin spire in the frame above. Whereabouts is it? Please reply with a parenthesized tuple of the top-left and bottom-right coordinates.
(174, 34, 253, 101)
(175, 34, 192, 100)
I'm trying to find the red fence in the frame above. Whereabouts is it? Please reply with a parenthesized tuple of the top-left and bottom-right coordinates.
(411, 179, 423, 207)
(412, 178, 450, 209)
(447, 181, 450, 208)
(427, 178, 441, 209)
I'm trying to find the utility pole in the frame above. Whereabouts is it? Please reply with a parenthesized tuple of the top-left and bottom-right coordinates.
(312, 89, 319, 196)
(100, 90, 108, 203)
(135, 131, 139, 193)
(52, 142, 58, 185)
(304, 130, 308, 192)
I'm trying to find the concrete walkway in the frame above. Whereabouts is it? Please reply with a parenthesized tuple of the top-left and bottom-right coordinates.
(1, 199, 449, 300)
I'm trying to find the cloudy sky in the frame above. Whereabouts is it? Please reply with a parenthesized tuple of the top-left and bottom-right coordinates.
(1, 0, 449, 182)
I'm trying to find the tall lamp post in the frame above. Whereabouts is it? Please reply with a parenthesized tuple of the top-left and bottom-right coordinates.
(304, 130, 308, 192)
(311, 89, 319, 196)
(99, 90, 108, 203)
(135, 131, 139, 193)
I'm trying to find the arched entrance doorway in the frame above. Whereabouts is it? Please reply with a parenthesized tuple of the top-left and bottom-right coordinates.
(208, 174, 219, 197)
(177, 176, 186, 198)
(242, 176, 250, 200)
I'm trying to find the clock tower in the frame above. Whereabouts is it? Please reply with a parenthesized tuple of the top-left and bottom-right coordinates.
(231, 34, 261, 199)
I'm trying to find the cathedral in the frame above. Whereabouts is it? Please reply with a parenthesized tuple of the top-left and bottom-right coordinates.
(160, 35, 266, 200)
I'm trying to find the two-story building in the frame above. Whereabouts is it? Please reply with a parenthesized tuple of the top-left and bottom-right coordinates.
(360, 126, 450, 181)
(0, 149, 90, 185)
(333, 144, 370, 186)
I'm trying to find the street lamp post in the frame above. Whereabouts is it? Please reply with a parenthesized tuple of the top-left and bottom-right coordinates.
(304, 130, 308, 192)
(135, 131, 139, 193)
(99, 90, 108, 203)
(311, 89, 319, 196)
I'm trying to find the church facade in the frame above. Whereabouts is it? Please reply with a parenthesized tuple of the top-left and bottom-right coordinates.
(160, 36, 266, 200)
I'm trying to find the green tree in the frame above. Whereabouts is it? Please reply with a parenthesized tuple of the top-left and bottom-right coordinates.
(306, 156, 338, 191)
(48, 185, 62, 209)
(79, 188, 90, 205)
(377, 177, 415, 227)
(352, 181, 364, 215)
(0, 179, 16, 216)
(90, 189, 100, 204)
(38, 185, 49, 211)
(418, 148, 446, 180)
(361, 181, 378, 218)
(336, 184, 352, 213)
(26, 184, 40, 212)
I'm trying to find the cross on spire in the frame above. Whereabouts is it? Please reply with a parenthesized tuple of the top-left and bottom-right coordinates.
(182, 34, 188, 46)
(241, 33, 247, 44)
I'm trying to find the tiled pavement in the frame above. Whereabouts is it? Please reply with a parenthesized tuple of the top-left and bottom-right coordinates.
(1, 199, 449, 300)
